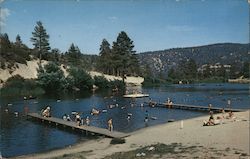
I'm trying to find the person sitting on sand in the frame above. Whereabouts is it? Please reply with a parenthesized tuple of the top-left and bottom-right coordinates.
(42, 106, 51, 117)
(203, 112, 215, 126)
(216, 108, 226, 120)
(108, 118, 113, 131)
(226, 111, 234, 119)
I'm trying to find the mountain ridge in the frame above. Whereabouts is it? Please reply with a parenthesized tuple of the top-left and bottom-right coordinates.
(137, 43, 249, 76)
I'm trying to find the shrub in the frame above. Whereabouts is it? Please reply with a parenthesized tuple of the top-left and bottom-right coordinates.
(66, 67, 94, 91)
(94, 76, 110, 89)
(110, 138, 126, 145)
(37, 62, 66, 92)
(1, 75, 45, 96)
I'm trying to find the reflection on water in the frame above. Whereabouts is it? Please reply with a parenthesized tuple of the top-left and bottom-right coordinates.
(0, 83, 249, 157)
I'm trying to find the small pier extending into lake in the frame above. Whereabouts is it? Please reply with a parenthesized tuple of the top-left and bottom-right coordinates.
(28, 113, 129, 138)
(146, 102, 243, 113)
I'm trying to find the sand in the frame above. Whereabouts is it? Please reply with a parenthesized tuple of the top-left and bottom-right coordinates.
(89, 71, 144, 86)
(0, 61, 144, 86)
(0, 60, 48, 81)
(12, 110, 250, 159)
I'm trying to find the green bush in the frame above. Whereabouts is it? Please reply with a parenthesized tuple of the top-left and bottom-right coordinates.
(94, 76, 110, 89)
(37, 62, 66, 92)
(1, 75, 45, 96)
(109, 79, 125, 90)
(66, 67, 94, 91)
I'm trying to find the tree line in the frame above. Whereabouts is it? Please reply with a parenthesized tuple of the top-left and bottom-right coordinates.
(0, 21, 140, 96)
(1, 21, 140, 76)
(143, 58, 250, 86)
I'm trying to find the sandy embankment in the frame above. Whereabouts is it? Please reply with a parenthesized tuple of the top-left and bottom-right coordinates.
(89, 71, 144, 86)
(13, 110, 250, 159)
(0, 60, 144, 86)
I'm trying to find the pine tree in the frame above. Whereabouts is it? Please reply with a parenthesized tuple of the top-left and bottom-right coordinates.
(15, 34, 22, 47)
(0, 33, 11, 53)
(112, 31, 136, 82)
(98, 39, 112, 74)
(65, 43, 81, 66)
(30, 21, 50, 60)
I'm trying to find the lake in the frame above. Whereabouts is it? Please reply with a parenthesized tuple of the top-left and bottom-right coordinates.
(0, 83, 249, 157)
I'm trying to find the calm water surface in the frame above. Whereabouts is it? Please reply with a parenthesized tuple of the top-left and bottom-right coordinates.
(0, 83, 249, 157)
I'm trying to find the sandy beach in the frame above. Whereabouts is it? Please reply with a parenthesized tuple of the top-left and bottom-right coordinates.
(11, 110, 249, 159)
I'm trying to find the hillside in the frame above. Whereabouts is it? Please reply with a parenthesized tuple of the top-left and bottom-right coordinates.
(138, 43, 249, 75)
(0, 43, 248, 84)
(0, 60, 144, 86)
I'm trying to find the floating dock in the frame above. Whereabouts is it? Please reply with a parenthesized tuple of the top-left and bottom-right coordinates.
(28, 113, 129, 138)
(146, 102, 243, 112)
(123, 93, 149, 98)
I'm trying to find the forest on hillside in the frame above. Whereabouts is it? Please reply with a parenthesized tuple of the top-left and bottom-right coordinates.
(1, 21, 249, 94)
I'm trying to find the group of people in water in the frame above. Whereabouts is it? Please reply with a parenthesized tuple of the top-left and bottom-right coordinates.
(41, 97, 234, 131)
(41, 106, 114, 131)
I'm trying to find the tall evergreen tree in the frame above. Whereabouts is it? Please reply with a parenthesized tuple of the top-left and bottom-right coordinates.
(15, 34, 22, 47)
(0, 33, 11, 53)
(98, 39, 112, 74)
(65, 43, 81, 66)
(30, 21, 50, 60)
(112, 31, 136, 82)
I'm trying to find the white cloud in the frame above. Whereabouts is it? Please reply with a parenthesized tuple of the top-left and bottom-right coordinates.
(0, 8, 10, 26)
(0, 0, 5, 4)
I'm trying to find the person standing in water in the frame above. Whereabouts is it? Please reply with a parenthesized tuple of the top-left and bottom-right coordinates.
(227, 99, 231, 109)
(86, 116, 90, 126)
(144, 110, 149, 122)
(108, 118, 113, 131)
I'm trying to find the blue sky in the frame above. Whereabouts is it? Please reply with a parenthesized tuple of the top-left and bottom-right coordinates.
(1, 0, 249, 54)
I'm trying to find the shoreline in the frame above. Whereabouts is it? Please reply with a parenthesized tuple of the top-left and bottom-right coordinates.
(10, 110, 250, 159)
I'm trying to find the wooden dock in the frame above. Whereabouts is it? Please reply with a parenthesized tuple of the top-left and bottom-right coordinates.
(28, 113, 129, 138)
(123, 93, 149, 98)
(146, 102, 243, 112)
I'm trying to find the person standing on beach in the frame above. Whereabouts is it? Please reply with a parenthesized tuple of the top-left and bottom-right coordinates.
(208, 104, 212, 111)
(108, 118, 113, 131)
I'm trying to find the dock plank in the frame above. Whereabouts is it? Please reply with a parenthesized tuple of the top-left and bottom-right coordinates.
(28, 113, 128, 138)
(145, 102, 243, 112)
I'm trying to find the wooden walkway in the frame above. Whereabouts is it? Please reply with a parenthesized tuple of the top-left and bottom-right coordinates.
(146, 102, 243, 112)
(28, 113, 129, 138)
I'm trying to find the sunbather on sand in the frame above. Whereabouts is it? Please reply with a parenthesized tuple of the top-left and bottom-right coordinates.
(226, 111, 236, 119)
(203, 112, 216, 126)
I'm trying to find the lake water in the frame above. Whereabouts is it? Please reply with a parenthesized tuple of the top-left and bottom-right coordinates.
(0, 83, 249, 157)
